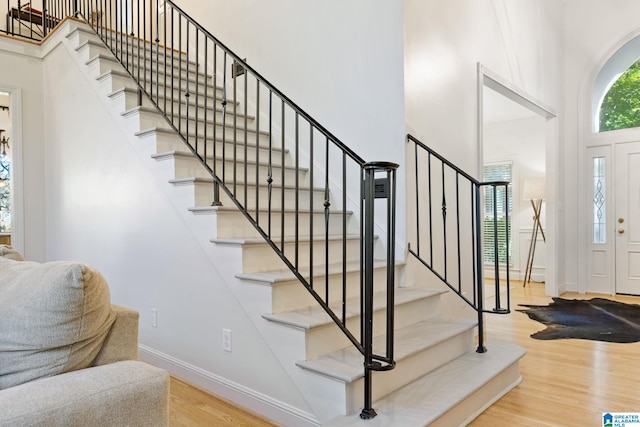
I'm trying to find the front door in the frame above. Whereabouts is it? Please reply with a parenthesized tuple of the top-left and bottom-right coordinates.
(615, 141, 640, 294)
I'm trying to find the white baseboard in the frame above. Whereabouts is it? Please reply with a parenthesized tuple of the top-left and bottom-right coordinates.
(139, 345, 320, 427)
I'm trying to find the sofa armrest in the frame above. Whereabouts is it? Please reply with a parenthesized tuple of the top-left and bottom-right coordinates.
(93, 305, 140, 365)
(0, 360, 169, 427)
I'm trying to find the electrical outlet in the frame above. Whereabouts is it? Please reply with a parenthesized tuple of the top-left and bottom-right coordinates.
(151, 308, 158, 328)
(222, 328, 232, 352)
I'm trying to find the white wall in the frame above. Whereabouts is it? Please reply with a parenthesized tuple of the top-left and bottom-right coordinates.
(564, 0, 640, 294)
(39, 29, 313, 423)
(0, 37, 46, 261)
(173, 0, 408, 256)
(403, 0, 563, 293)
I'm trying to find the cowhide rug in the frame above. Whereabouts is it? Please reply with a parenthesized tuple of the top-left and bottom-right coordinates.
(517, 297, 640, 343)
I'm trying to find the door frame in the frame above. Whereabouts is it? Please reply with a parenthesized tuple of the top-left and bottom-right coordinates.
(477, 63, 559, 296)
(577, 28, 640, 295)
(0, 85, 24, 254)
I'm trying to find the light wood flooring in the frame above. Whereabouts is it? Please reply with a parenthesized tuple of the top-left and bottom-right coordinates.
(169, 282, 640, 426)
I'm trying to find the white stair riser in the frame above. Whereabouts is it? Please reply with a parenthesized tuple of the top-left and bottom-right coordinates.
(109, 88, 245, 122)
(302, 294, 444, 360)
(75, 40, 112, 62)
(212, 210, 352, 240)
(124, 107, 270, 145)
(107, 44, 197, 70)
(236, 237, 363, 274)
(138, 129, 290, 167)
(98, 70, 224, 102)
(66, 27, 97, 49)
(159, 154, 308, 185)
(430, 361, 522, 427)
(85, 53, 214, 91)
(86, 55, 126, 80)
(187, 180, 326, 211)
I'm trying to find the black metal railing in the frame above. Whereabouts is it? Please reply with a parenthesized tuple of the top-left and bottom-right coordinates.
(1, 0, 399, 418)
(3, 0, 66, 40)
(407, 134, 510, 353)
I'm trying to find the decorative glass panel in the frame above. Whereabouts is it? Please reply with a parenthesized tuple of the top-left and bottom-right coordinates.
(0, 154, 9, 232)
(593, 157, 606, 244)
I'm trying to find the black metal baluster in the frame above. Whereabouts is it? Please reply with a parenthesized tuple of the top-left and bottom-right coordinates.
(504, 183, 511, 312)
(471, 182, 478, 305)
(176, 16, 181, 131)
(492, 184, 499, 306)
(254, 79, 259, 221)
(294, 113, 299, 269)
(442, 162, 447, 282)
(280, 100, 285, 250)
(142, 0, 146, 94)
(169, 7, 174, 123)
(428, 152, 433, 266)
(203, 38, 208, 171)
(266, 90, 273, 238)
(456, 173, 462, 294)
(360, 164, 376, 421)
(386, 166, 397, 361)
(232, 55, 237, 196)
(475, 184, 486, 353)
(184, 21, 190, 148)
(243, 65, 248, 209)
(414, 141, 420, 257)
(309, 125, 314, 289)
(324, 136, 330, 303)
(162, 4, 167, 117)
(221, 52, 226, 185)
(342, 152, 347, 324)
(212, 44, 220, 206)
(195, 29, 200, 156)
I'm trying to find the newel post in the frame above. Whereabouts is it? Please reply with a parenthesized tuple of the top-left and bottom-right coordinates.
(360, 161, 399, 420)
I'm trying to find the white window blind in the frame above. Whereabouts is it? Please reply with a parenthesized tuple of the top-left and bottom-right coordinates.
(483, 163, 512, 264)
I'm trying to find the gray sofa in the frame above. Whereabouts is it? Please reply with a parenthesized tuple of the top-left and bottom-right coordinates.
(0, 246, 169, 426)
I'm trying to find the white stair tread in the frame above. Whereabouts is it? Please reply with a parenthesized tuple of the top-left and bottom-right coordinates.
(188, 205, 350, 216)
(151, 149, 308, 172)
(135, 127, 287, 152)
(296, 317, 476, 382)
(264, 287, 445, 331)
(323, 340, 525, 426)
(211, 233, 363, 246)
(236, 260, 389, 284)
(122, 106, 259, 129)
(169, 176, 324, 191)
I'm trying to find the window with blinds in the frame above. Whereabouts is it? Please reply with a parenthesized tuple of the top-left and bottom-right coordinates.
(483, 163, 512, 264)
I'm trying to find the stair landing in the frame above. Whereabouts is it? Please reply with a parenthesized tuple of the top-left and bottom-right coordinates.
(324, 340, 525, 427)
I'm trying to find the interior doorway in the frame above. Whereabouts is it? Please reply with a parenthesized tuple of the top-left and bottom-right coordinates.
(477, 64, 557, 296)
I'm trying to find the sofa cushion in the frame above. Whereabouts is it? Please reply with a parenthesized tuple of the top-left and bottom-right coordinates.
(0, 245, 24, 261)
(0, 257, 116, 389)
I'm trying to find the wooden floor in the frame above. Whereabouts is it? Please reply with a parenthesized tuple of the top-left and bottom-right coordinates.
(169, 283, 640, 426)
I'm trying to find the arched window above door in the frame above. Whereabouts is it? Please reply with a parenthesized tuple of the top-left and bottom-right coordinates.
(593, 34, 640, 132)
(599, 59, 640, 132)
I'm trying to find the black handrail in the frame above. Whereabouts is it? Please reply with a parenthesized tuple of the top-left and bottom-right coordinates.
(407, 134, 510, 353)
(1, 0, 399, 418)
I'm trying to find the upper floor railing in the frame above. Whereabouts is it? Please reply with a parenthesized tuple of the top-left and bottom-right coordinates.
(407, 134, 511, 353)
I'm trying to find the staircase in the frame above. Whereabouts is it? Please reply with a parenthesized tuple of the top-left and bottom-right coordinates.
(22, 6, 525, 425)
